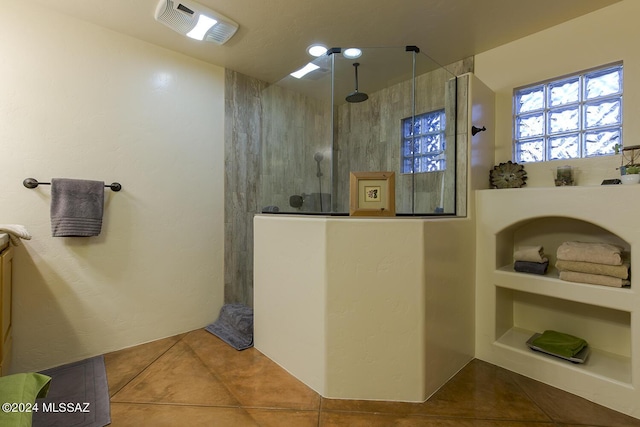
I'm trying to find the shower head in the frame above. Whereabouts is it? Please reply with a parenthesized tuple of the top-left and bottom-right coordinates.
(346, 62, 368, 103)
(346, 91, 368, 103)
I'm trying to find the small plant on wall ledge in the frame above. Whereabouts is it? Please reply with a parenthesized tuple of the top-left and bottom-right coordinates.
(621, 164, 640, 185)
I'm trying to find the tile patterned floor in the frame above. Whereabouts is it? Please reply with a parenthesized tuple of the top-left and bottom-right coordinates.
(104, 329, 640, 426)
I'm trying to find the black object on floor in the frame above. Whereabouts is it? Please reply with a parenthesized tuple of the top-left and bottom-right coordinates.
(32, 355, 110, 427)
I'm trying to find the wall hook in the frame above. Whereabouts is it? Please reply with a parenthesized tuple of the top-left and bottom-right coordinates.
(472, 125, 486, 136)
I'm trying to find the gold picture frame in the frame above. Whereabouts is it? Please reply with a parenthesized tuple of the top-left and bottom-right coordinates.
(349, 171, 396, 216)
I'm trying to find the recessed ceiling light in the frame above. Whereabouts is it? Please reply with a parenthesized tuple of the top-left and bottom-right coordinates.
(343, 48, 362, 59)
(290, 63, 320, 79)
(307, 44, 328, 57)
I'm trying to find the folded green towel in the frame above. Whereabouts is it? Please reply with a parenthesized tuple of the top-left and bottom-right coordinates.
(531, 330, 588, 358)
(0, 373, 51, 427)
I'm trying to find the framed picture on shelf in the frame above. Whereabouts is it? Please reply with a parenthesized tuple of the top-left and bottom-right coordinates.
(349, 171, 396, 216)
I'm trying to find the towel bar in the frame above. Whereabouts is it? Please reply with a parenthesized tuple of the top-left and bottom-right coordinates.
(23, 178, 122, 192)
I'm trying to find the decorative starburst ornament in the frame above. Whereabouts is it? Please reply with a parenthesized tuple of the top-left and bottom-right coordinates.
(490, 161, 527, 189)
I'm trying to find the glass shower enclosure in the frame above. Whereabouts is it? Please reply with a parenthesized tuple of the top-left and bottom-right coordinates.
(259, 46, 459, 215)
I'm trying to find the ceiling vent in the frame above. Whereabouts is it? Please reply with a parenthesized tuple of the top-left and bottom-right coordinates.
(154, 0, 239, 45)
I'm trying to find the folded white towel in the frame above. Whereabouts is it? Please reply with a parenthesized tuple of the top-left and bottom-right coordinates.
(0, 224, 32, 246)
(513, 245, 546, 263)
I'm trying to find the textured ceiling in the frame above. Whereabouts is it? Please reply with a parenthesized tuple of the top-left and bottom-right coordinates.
(30, 0, 620, 83)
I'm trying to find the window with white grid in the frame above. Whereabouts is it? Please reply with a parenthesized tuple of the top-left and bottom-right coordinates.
(401, 110, 446, 173)
(513, 63, 623, 163)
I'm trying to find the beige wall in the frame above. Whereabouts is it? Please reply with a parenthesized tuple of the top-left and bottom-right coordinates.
(254, 215, 475, 402)
(475, 0, 636, 187)
(0, 3, 225, 372)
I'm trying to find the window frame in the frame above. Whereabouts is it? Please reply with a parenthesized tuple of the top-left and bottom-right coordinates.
(513, 62, 623, 164)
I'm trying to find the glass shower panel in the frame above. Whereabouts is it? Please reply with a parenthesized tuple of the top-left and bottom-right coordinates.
(259, 54, 333, 213)
(333, 47, 415, 213)
(259, 45, 460, 215)
(411, 50, 458, 214)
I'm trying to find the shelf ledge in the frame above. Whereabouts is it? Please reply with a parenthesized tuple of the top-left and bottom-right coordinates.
(495, 327, 632, 386)
(493, 266, 636, 311)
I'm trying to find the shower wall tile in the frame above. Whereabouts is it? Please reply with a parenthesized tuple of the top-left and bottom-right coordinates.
(224, 70, 267, 306)
(455, 75, 470, 143)
(446, 56, 475, 78)
(260, 83, 332, 213)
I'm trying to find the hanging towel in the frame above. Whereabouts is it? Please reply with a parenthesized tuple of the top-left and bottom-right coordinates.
(50, 178, 104, 237)
(0, 224, 32, 245)
(556, 241, 623, 266)
(513, 245, 546, 263)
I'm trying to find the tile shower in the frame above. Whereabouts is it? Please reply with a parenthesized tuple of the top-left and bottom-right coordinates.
(260, 47, 466, 215)
(224, 48, 474, 306)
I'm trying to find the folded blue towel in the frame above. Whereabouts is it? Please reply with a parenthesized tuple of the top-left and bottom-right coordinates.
(514, 260, 549, 275)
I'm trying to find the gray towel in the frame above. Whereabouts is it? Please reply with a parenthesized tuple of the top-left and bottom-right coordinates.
(51, 178, 104, 237)
(205, 304, 254, 350)
(514, 260, 549, 275)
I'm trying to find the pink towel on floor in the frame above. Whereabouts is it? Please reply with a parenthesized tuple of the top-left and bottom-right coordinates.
(556, 241, 624, 266)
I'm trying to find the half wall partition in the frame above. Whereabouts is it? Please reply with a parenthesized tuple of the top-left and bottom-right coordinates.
(259, 46, 461, 215)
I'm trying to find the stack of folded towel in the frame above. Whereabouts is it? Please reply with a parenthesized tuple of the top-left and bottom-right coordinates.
(530, 330, 588, 359)
(556, 241, 630, 287)
(513, 245, 549, 275)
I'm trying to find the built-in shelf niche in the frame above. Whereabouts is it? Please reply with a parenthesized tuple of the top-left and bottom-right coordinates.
(493, 215, 632, 384)
(495, 287, 632, 384)
(476, 187, 640, 419)
(495, 216, 630, 273)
